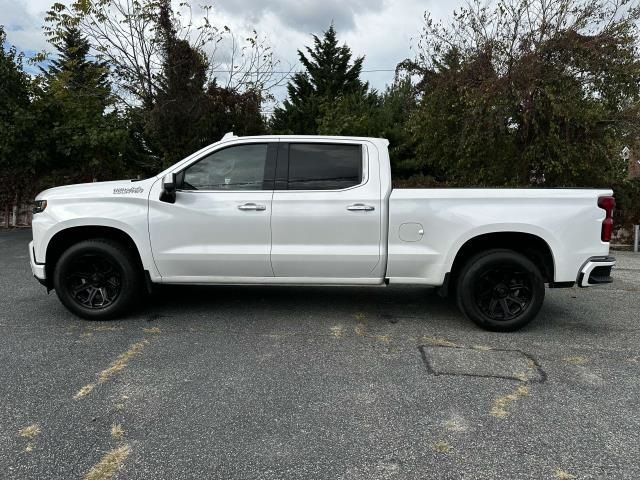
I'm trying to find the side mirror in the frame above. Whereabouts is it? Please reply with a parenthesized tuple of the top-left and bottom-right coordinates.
(160, 172, 177, 204)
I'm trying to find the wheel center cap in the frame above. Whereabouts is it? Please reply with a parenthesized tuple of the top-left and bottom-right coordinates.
(495, 285, 508, 297)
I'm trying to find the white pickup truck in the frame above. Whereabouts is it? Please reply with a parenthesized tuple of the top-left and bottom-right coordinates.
(30, 134, 616, 331)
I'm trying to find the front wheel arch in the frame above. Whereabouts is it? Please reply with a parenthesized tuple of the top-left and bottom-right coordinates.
(45, 226, 144, 289)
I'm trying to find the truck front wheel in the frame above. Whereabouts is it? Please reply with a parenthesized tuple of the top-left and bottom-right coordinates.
(53, 239, 142, 320)
(456, 249, 545, 332)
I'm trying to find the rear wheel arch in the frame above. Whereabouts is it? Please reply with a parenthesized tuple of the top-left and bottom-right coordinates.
(445, 232, 555, 296)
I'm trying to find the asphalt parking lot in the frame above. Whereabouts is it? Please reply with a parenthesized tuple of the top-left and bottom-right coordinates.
(1, 229, 639, 480)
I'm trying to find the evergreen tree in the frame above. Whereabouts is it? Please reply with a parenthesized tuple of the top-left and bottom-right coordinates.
(271, 24, 368, 134)
(146, 2, 210, 167)
(37, 25, 127, 182)
(0, 26, 37, 222)
(147, 1, 265, 168)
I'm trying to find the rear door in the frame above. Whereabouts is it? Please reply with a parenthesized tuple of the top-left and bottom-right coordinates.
(270, 141, 383, 280)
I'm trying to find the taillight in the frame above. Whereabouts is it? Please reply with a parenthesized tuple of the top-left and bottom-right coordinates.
(598, 195, 615, 242)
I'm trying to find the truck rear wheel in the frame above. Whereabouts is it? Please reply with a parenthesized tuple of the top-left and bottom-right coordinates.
(53, 239, 141, 320)
(456, 249, 545, 332)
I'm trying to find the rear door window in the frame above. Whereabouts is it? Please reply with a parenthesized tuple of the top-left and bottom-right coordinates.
(287, 144, 362, 190)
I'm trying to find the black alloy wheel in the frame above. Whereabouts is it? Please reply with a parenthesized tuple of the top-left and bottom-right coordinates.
(53, 239, 142, 320)
(474, 266, 533, 321)
(65, 253, 122, 309)
(456, 249, 545, 332)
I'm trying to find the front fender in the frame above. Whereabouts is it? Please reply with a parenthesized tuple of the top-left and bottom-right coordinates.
(31, 196, 160, 280)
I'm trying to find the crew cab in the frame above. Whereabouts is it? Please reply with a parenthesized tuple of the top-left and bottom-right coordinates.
(30, 134, 616, 331)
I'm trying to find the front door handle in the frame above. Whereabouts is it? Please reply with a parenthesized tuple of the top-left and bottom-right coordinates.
(347, 203, 375, 212)
(238, 203, 266, 211)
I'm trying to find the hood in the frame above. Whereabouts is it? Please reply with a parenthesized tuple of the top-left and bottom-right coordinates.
(35, 178, 158, 201)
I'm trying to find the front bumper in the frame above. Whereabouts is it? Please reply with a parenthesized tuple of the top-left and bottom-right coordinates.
(29, 241, 46, 283)
(578, 256, 616, 287)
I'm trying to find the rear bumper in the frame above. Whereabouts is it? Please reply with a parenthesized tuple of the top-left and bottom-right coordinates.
(29, 241, 46, 283)
(577, 256, 615, 287)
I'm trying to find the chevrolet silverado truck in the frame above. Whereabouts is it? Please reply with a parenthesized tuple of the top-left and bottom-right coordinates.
(29, 134, 616, 331)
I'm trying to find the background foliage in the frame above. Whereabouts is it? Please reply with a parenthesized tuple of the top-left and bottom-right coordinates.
(1, 0, 639, 231)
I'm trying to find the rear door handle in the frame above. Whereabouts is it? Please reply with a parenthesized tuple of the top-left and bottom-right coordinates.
(238, 203, 266, 211)
(347, 203, 375, 212)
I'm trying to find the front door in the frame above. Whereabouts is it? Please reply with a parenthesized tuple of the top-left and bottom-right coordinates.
(148, 142, 276, 281)
(270, 141, 383, 280)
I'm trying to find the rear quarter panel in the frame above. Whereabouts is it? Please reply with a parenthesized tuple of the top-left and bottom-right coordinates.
(387, 188, 612, 285)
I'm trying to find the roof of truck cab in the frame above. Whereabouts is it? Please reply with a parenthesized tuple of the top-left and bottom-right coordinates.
(220, 134, 389, 143)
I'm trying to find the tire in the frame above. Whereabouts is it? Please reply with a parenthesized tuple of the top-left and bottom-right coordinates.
(53, 239, 142, 320)
(456, 249, 545, 332)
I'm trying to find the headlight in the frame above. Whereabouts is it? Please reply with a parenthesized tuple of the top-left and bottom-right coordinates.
(33, 200, 47, 214)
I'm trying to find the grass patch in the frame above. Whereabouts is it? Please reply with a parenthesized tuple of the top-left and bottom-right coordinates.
(513, 371, 529, 382)
(143, 327, 161, 334)
(490, 385, 530, 418)
(443, 418, 467, 432)
(329, 325, 344, 338)
(74, 383, 96, 399)
(74, 340, 149, 400)
(88, 325, 123, 332)
(111, 424, 124, 440)
(98, 340, 148, 383)
(554, 469, 576, 479)
(472, 345, 492, 351)
(83, 445, 131, 480)
(563, 356, 588, 365)
(18, 424, 41, 439)
(432, 440, 452, 453)
(421, 336, 458, 348)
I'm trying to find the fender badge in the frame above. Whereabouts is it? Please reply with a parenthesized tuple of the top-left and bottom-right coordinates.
(113, 187, 144, 195)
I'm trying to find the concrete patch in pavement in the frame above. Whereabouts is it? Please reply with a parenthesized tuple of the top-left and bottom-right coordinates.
(419, 345, 546, 383)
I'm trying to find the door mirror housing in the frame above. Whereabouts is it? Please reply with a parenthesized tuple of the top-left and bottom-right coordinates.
(160, 172, 177, 204)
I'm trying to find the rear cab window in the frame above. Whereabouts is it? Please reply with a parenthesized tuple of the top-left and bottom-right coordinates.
(285, 143, 363, 190)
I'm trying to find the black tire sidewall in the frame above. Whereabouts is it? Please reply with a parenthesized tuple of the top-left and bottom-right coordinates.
(53, 240, 140, 320)
(456, 249, 545, 332)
